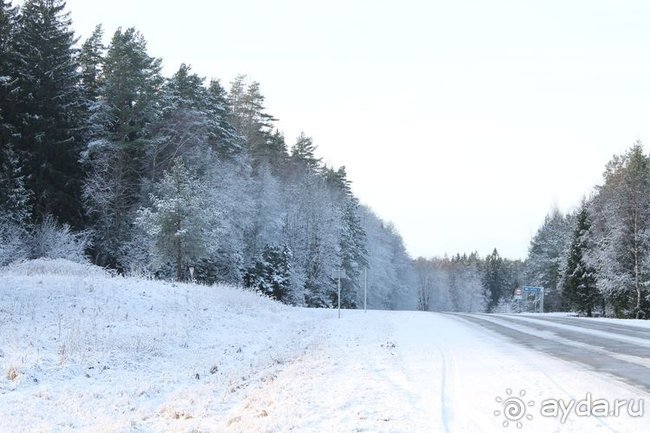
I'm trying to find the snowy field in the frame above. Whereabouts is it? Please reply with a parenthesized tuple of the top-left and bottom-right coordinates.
(1, 260, 649, 432)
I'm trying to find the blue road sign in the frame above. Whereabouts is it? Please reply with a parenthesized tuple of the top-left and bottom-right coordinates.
(522, 286, 543, 293)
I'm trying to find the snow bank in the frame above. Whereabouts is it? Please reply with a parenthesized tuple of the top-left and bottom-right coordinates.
(1, 257, 108, 277)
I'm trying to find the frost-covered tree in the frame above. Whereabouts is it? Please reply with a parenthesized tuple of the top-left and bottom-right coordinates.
(483, 248, 508, 311)
(562, 200, 601, 316)
(144, 64, 215, 185)
(0, 145, 33, 265)
(206, 79, 244, 159)
(588, 143, 650, 318)
(291, 132, 322, 173)
(322, 166, 368, 308)
(136, 159, 220, 281)
(414, 257, 434, 311)
(0, 0, 19, 153)
(228, 75, 278, 166)
(245, 163, 286, 262)
(283, 171, 340, 307)
(83, 27, 163, 268)
(79, 24, 104, 107)
(450, 253, 488, 312)
(94, 27, 163, 143)
(192, 159, 254, 285)
(524, 208, 574, 311)
(244, 244, 297, 304)
(359, 206, 415, 310)
(12, 0, 83, 226)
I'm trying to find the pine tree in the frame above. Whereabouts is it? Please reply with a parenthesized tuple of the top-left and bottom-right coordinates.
(563, 201, 601, 316)
(291, 132, 321, 171)
(12, 0, 83, 226)
(227, 75, 278, 166)
(136, 159, 219, 281)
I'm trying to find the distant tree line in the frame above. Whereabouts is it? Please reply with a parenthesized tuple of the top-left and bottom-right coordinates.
(413, 249, 524, 313)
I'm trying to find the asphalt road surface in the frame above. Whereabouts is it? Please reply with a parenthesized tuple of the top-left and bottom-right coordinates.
(452, 313, 650, 392)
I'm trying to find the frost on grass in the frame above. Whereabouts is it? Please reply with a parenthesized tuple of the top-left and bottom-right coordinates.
(0, 259, 322, 433)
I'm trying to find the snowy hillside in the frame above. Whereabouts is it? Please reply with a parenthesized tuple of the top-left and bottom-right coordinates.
(0, 259, 332, 432)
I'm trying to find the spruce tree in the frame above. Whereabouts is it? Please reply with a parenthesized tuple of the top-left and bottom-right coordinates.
(99, 27, 163, 143)
(78, 24, 104, 107)
(206, 79, 243, 159)
(563, 201, 601, 316)
(0, 0, 19, 152)
(244, 244, 295, 303)
(484, 248, 508, 311)
(12, 0, 83, 226)
(82, 27, 163, 268)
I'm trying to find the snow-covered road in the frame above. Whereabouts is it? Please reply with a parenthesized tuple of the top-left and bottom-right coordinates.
(222, 310, 650, 433)
(455, 313, 650, 392)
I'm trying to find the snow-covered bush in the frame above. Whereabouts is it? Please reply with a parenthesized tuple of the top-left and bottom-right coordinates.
(0, 223, 29, 267)
(30, 215, 90, 263)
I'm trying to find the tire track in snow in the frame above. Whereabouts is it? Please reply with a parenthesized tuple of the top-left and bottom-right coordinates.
(437, 346, 452, 433)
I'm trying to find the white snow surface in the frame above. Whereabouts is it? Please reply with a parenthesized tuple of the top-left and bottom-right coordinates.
(1, 259, 648, 432)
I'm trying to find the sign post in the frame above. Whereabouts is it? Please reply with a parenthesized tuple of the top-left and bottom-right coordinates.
(522, 286, 544, 313)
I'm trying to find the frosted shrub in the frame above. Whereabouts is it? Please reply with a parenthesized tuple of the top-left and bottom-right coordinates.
(0, 223, 29, 267)
(30, 215, 90, 263)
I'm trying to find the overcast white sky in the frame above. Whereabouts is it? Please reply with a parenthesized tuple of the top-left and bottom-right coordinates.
(65, 0, 650, 260)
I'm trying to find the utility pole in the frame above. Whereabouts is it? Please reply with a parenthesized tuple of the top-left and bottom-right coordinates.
(364, 268, 367, 313)
(338, 268, 341, 319)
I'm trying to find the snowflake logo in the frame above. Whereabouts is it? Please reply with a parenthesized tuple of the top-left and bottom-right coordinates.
(494, 388, 535, 428)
